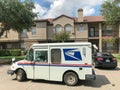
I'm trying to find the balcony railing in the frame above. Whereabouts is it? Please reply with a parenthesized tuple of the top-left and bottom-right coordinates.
(102, 30, 118, 37)
(88, 31, 99, 37)
(102, 30, 112, 36)
(89, 30, 118, 37)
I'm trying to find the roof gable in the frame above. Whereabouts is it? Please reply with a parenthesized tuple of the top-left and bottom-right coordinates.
(53, 14, 74, 21)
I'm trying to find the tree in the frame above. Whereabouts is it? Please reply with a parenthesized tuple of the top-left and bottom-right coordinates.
(101, 0, 120, 24)
(53, 31, 70, 42)
(101, 0, 120, 53)
(0, 0, 36, 37)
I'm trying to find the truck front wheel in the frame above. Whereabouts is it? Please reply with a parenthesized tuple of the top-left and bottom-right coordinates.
(16, 69, 26, 81)
(64, 72, 78, 86)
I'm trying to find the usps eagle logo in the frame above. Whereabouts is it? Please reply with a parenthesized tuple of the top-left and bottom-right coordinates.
(63, 49, 82, 61)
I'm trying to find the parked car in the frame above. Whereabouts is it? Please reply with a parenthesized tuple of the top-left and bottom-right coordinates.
(93, 52, 117, 69)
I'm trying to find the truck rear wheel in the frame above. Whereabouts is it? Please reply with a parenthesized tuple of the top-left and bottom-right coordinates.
(16, 69, 26, 81)
(64, 72, 78, 86)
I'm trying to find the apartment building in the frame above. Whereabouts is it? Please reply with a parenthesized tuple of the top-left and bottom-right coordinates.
(0, 8, 120, 53)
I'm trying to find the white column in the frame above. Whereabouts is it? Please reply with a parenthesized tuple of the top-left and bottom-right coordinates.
(99, 23, 102, 52)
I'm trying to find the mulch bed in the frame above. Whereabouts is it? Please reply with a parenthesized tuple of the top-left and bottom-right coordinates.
(0, 60, 11, 65)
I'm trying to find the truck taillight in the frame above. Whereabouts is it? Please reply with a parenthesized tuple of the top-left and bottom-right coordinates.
(97, 57, 103, 61)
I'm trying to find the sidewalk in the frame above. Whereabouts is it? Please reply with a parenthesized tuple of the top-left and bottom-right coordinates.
(118, 62, 120, 67)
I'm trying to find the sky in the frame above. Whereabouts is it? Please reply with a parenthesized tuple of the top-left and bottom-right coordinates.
(32, 0, 106, 19)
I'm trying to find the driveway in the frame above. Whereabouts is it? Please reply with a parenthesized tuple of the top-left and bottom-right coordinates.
(0, 64, 120, 90)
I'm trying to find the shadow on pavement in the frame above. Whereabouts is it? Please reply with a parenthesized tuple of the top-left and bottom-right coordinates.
(27, 74, 110, 87)
(96, 67, 120, 71)
(31, 79, 65, 85)
(79, 75, 110, 88)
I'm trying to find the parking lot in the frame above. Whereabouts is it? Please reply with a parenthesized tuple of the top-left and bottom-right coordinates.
(0, 64, 120, 90)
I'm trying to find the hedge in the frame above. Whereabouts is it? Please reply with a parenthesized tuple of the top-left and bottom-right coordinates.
(0, 49, 22, 56)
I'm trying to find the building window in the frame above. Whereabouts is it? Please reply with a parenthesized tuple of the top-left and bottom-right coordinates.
(102, 25, 113, 36)
(55, 25, 62, 33)
(89, 27, 95, 37)
(21, 29, 27, 37)
(7, 44, 12, 49)
(102, 42, 114, 52)
(79, 24, 84, 32)
(106, 25, 113, 30)
(51, 49, 61, 64)
(64, 24, 72, 33)
(32, 27, 36, 35)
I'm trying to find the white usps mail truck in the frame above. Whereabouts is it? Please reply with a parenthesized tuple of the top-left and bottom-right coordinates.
(7, 42, 96, 86)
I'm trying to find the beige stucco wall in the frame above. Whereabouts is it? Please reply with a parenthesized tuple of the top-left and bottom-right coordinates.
(21, 22, 47, 40)
(53, 16, 88, 40)
(75, 24, 88, 39)
(36, 22, 47, 40)
(0, 29, 19, 41)
(53, 16, 75, 39)
(53, 16, 74, 26)
(88, 23, 99, 32)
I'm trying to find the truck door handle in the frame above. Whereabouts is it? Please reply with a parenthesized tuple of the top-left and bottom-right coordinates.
(79, 67, 83, 70)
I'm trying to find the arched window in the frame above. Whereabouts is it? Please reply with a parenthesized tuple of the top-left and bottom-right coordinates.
(55, 24, 62, 33)
(64, 24, 72, 33)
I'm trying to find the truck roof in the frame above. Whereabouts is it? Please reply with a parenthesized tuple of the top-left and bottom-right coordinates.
(31, 42, 91, 48)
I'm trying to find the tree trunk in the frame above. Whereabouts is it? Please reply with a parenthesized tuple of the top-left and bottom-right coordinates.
(118, 37, 120, 55)
(0, 29, 5, 37)
(118, 23, 120, 54)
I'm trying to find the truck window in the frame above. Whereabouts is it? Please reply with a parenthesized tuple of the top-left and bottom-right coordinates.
(25, 48, 34, 61)
(35, 50, 48, 62)
(83, 47, 86, 57)
(51, 49, 61, 64)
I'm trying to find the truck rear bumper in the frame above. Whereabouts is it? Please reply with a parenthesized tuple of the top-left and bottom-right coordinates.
(7, 70, 14, 75)
(85, 69, 96, 80)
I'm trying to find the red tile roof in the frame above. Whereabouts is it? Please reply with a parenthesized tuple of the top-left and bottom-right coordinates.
(34, 15, 105, 24)
(83, 16, 105, 22)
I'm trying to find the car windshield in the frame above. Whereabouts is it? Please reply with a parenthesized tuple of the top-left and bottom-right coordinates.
(97, 52, 112, 57)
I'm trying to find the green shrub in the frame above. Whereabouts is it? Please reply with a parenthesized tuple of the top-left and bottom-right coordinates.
(0, 50, 10, 56)
(10, 50, 21, 56)
(0, 49, 21, 56)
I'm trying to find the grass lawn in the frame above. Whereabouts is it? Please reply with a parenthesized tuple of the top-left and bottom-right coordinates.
(113, 54, 120, 62)
(0, 54, 120, 62)
(0, 56, 25, 61)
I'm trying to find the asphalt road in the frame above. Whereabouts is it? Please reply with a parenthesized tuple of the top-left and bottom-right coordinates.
(0, 64, 120, 90)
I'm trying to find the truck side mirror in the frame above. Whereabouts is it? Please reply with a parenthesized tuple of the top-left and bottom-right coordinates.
(12, 57, 16, 63)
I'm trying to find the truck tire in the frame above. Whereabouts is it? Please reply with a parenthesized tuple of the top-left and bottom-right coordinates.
(64, 72, 78, 86)
(16, 69, 26, 81)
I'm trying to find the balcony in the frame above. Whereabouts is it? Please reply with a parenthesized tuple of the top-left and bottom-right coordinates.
(102, 30, 112, 36)
(88, 31, 99, 37)
(102, 30, 118, 37)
